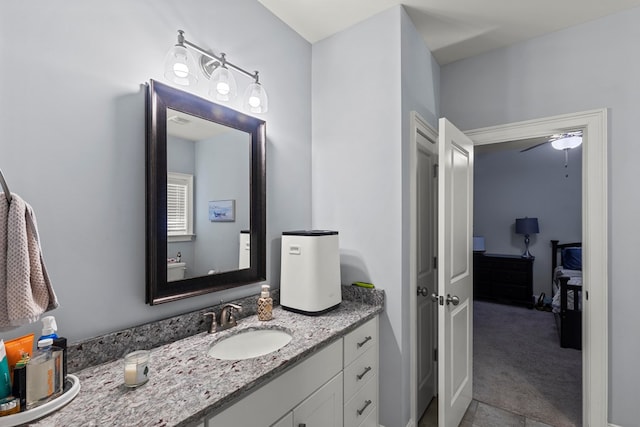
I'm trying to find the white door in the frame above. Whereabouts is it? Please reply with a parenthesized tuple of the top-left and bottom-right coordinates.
(437, 118, 474, 427)
(416, 127, 438, 418)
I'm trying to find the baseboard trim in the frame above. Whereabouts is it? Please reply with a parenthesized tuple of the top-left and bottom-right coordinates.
(405, 421, 414, 427)
(609, 423, 623, 427)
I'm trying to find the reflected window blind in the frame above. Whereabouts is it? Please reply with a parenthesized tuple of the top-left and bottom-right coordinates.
(167, 181, 188, 233)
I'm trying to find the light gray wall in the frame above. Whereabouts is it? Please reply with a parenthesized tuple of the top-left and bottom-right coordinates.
(441, 6, 640, 425)
(312, 6, 440, 426)
(400, 7, 441, 425)
(193, 133, 250, 276)
(0, 0, 311, 343)
(474, 143, 582, 297)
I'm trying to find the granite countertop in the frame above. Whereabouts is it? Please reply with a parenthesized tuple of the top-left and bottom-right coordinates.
(32, 300, 383, 426)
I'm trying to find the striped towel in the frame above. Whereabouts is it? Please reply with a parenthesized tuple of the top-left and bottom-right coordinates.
(0, 193, 58, 329)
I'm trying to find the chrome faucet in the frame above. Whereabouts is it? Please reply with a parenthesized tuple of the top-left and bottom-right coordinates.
(219, 303, 242, 330)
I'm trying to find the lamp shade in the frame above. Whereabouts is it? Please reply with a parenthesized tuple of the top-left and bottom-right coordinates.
(243, 82, 268, 113)
(163, 44, 198, 86)
(515, 217, 539, 235)
(208, 65, 237, 102)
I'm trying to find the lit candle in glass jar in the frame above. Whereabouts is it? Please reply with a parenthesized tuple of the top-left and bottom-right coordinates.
(123, 350, 150, 387)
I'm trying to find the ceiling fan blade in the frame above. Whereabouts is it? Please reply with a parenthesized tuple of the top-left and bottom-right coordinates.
(520, 141, 548, 152)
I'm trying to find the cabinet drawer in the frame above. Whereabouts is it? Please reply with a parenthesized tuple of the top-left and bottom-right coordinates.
(355, 404, 378, 427)
(344, 346, 377, 401)
(492, 270, 528, 285)
(344, 375, 377, 427)
(271, 412, 293, 427)
(344, 317, 378, 366)
(500, 284, 529, 300)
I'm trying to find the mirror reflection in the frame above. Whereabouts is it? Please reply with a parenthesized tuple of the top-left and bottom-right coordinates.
(146, 80, 266, 305)
(166, 108, 251, 281)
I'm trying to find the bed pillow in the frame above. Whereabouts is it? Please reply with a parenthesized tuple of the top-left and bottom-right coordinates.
(562, 247, 582, 270)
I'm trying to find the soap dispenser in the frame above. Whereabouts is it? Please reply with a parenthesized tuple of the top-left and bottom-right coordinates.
(257, 285, 273, 321)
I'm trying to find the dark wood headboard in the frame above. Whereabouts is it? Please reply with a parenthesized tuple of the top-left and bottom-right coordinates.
(550, 240, 582, 282)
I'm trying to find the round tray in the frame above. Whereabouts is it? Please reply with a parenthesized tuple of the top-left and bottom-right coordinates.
(0, 374, 80, 427)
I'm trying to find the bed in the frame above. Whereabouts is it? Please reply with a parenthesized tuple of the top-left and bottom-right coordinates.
(550, 240, 582, 350)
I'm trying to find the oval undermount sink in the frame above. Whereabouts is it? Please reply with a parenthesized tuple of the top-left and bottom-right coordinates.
(207, 328, 293, 360)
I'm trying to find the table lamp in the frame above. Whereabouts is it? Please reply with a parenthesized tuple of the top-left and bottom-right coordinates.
(515, 217, 539, 258)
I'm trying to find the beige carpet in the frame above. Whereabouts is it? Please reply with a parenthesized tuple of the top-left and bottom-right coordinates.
(473, 300, 582, 427)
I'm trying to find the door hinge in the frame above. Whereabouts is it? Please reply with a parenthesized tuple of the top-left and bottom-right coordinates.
(586, 290, 589, 300)
(433, 164, 438, 178)
(433, 256, 437, 269)
(434, 348, 438, 362)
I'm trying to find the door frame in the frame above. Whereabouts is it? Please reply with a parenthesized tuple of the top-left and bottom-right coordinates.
(409, 112, 439, 422)
(409, 108, 608, 426)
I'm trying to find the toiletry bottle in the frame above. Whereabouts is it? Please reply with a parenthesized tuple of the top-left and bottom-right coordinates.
(0, 341, 11, 399)
(12, 362, 27, 412)
(39, 316, 58, 341)
(52, 337, 67, 385)
(39, 316, 67, 388)
(257, 284, 273, 321)
(0, 396, 20, 416)
(26, 338, 58, 407)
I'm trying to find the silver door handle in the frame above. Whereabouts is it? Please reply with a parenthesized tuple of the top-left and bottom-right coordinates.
(417, 286, 429, 297)
(446, 294, 460, 306)
(430, 293, 440, 303)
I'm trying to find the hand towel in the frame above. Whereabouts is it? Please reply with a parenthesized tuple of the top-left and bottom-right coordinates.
(0, 193, 58, 329)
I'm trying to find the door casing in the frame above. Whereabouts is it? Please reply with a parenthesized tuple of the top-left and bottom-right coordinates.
(408, 108, 608, 427)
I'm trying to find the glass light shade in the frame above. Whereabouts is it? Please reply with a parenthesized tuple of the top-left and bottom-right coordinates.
(243, 82, 268, 113)
(163, 45, 198, 86)
(551, 135, 582, 150)
(208, 66, 237, 102)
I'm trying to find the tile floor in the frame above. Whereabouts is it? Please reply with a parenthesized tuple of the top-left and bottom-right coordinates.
(419, 398, 555, 427)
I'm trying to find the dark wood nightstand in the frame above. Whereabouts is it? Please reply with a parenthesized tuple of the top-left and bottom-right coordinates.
(473, 253, 534, 308)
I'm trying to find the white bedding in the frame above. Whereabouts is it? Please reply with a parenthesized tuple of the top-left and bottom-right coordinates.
(552, 266, 582, 313)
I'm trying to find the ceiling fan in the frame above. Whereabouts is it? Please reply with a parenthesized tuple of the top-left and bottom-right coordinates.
(520, 130, 583, 177)
(520, 130, 583, 153)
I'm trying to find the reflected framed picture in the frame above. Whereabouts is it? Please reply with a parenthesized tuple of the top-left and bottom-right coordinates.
(209, 200, 235, 222)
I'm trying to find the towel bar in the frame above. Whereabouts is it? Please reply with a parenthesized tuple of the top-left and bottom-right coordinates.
(0, 168, 12, 202)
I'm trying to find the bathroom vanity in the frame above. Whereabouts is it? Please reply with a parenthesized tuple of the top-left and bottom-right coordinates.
(206, 316, 379, 427)
(29, 296, 382, 426)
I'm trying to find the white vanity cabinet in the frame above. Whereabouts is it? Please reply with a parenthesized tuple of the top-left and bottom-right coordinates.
(205, 316, 379, 427)
(343, 317, 379, 427)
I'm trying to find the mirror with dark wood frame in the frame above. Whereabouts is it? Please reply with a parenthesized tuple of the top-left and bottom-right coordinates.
(146, 79, 266, 305)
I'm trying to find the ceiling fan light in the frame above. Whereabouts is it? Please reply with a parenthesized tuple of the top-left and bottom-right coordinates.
(551, 135, 582, 150)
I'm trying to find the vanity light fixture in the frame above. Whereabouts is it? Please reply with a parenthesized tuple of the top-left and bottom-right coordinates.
(163, 30, 268, 113)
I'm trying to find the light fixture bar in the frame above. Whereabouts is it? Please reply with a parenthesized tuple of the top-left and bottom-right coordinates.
(166, 30, 268, 113)
(178, 31, 259, 82)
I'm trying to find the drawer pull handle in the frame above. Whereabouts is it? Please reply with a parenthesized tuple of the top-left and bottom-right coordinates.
(356, 366, 372, 380)
(357, 336, 372, 348)
(357, 399, 372, 416)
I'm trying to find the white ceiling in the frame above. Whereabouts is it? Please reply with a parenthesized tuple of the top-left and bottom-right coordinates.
(258, 0, 640, 64)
